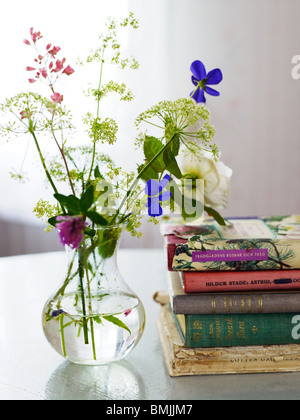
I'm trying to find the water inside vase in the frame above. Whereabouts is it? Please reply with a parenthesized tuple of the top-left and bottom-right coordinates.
(43, 291, 146, 365)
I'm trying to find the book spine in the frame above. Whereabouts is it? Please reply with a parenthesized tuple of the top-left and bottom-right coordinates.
(182, 271, 300, 293)
(177, 312, 300, 348)
(172, 292, 300, 314)
(170, 238, 300, 272)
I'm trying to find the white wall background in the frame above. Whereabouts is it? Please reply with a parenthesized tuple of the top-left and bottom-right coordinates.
(0, 0, 300, 255)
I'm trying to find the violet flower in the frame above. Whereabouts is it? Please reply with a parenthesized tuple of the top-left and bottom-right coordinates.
(51, 309, 65, 318)
(55, 215, 88, 249)
(190, 60, 223, 103)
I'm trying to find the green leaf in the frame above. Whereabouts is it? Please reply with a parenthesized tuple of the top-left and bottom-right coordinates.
(137, 163, 158, 182)
(163, 148, 182, 179)
(103, 315, 131, 334)
(143, 136, 165, 173)
(92, 315, 103, 325)
(80, 185, 94, 212)
(48, 215, 60, 227)
(94, 165, 104, 179)
(204, 205, 227, 226)
(54, 193, 81, 214)
(86, 211, 108, 226)
(169, 133, 180, 157)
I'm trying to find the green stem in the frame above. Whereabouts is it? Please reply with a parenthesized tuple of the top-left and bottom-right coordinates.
(30, 129, 59, 195)
(51, 254, 75, 307)
(87, 50, 105, 183)
(51, 129, 76, 195)
(82, 244, 97, 361)
(190, 82, 202, 100)
(59, 314, 67, 357)
(90, 318, 96, 360)
(78, 248, 89, 345)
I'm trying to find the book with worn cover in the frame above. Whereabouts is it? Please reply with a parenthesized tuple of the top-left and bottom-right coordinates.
(168, 271, 300, 315)
(174, 310, 300, 348)
(181, 269, 300, 293)
(157, 304, 300, 376)
(161, 215, 300, 272)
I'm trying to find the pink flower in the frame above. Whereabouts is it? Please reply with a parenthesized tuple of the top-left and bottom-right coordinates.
(62, 65, 75, 76)
(46, 43, 51, 50)
(50, 92, 63, 103)
(48, 46, 61, 58)
(28, 79, 36, 83)
(39, 68, 47, 78)
(56, 216, 88, 249)
(26, 66, 36, 71)
(53, 58, 66, 73)
(23, 39, 31, 45)
(30, 27, 42, 43)
(124, 309, 132, 317)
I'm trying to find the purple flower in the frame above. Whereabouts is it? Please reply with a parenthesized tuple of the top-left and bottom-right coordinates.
(55, 215, 88, 249)
(145, 174, 172, 217)
(190, 60, 223, 103)
(51, 309, 65, 318)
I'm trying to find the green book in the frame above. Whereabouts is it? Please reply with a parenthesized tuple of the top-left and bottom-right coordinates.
(174, 311, 300, 348)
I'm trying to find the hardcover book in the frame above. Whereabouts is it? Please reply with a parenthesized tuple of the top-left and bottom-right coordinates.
(161, 215, 300, 272)
(174, 310, 300, 348)
(168, 271, 300, 314)
(181, 269, 300, 293)
(157, 304, 300, 376)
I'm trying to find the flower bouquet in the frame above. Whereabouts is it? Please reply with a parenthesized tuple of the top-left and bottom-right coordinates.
(0, 14, 232, 364)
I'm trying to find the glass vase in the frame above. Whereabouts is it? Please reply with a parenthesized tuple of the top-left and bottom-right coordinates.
(42, 225, 146, 365)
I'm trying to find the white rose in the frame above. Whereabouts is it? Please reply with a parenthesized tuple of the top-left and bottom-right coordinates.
(179, 149, 233, 210)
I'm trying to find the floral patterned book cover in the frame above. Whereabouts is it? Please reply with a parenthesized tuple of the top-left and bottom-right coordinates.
(161, 215, 300, 271)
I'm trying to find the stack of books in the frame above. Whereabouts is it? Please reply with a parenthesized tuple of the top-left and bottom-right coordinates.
(157, 214, 300, 376)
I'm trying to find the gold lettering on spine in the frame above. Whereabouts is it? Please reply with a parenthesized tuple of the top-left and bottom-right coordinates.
(193, 320, 202, 329)
(215, 318, 221, 343)
(223, 297, 227, 312)
(229, 297, 233, 312)
(209, 323, 214, 338)
(237, 321, 247, 340)
(226, 318, 234, 341)
(193, 332, 202, 342)
(258, 295, 263, 313)
(211, 297, 216, 314)
(240, 297, 246, 313)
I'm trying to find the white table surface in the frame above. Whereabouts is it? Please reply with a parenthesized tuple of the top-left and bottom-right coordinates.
(1, 248, 300, 401)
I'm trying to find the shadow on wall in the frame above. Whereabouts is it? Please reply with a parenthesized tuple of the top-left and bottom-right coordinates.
(0, 217, 164, 257)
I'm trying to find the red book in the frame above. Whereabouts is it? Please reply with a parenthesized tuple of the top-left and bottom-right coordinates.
(182, 270, 300, 293)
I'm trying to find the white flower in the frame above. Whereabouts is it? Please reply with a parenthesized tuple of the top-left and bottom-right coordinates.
(179, 149, 233, 210)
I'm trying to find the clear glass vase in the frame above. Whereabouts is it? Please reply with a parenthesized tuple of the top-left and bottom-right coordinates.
(42, 225, 146, 365)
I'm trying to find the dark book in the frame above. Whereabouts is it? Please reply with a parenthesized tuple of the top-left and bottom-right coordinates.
(174, 310, 300, 348)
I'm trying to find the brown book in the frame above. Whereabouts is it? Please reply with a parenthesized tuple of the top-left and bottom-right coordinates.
(157, 304, 300, 376)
